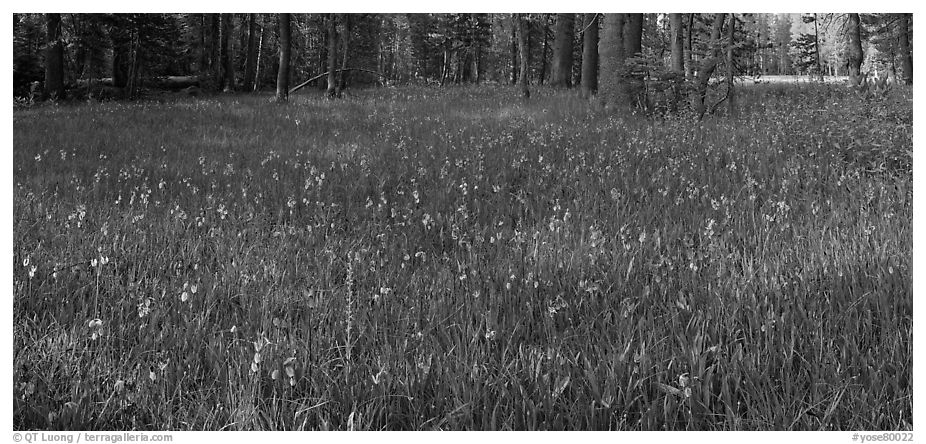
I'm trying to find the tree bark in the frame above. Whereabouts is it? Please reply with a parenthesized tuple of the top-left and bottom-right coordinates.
(551, 13, 575, 87)
(244, 13, 257, 91)
(580, 13, 599, 98)
(685, 13, 694, 80)
(598, 13, 625, 107)
(669, 13, 684, 111)
(199, 14, 207, 72)
(44, 13, 65, 100)
(847, 13, 863, 84)
(692, 13, 726, 118)
(209, 14, 220, 88)
(516, 14, 530, 98)
(276, 13, 291, 102)
(623, 13, 644, 109)
(726, 13, 737, 117)
(539, 14, 550, 85)
(899, 13, 912, 85)
(337, 14, 351, 95)
(813, 13, 823, 80)
(221, 14, 235, 91)
(254, 19, 264, 92)
(510, 19, 518, 85)
(326, 14, 338, 97)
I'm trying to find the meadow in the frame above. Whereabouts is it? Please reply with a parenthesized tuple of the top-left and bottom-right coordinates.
(13, 83, 912, 430)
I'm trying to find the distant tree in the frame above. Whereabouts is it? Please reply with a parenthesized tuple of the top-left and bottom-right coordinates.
(276, 13, 291, 102)
(789, 32, 818, 75)
(847, 13, 863, 83)
(44, 13, 65, 100)
(551, 13, 575, 87)
(580, 13, 599, 97)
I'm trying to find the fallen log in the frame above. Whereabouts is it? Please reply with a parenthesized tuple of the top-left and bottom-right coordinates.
(289, 68, 387, 94)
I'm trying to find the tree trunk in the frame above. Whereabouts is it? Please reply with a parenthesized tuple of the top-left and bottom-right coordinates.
(599, 13, 625, 107)
(516, 14, 530, 98)
(539, 14, 549, 85)
(899, 13, 912, 85)
(580, 13, 599, 98)
(209, 14, 220, 88)
(337, 14, 351, 96)
(254, 19, 263, 92)
(623, 13, 644, 109)
(847, 13, 863, 84)
(221, 14, 235, 91)
(669, 13, 684, 111)
(510, 19, 518, 85)
(326, 14, 338, 97)
(276, 13, 291, 102)
(685, 13, 694, 80)
(244, 13, 257, 91)
(44, 13, 65, 100)
(692, 13, 726, 118)
(199, 14, 207, 72)
(125, 29, 142, 99)
(813, 13, 823, 81)
(551, 13, 575, 87)
(726, 13, 737, 117)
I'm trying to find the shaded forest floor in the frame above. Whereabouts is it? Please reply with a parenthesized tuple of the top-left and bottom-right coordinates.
(13, 84, 912, 430)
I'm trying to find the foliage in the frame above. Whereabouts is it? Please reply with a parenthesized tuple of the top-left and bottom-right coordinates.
(13, 84, 911, 430)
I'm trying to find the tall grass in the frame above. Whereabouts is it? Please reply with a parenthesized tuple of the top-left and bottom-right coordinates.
(13, 84, 912, 430)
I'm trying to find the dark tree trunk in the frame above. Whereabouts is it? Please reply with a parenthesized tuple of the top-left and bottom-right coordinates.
(326, 14, 338, 97)
(813, 13, 823, 80)
(899, 13, 913, 85)
(244, 13, 257, 91)
(847, 13, 863, 84)
(669, 13, 684, 111)
(580, 13, 599, 97)
(539, 14, 550, 85)
(199, 14, 207, 72)
(551, 13, 575, 87)
(337, 14, 351, 95)
(623, 13, 644, 109)
(692, 13, 726, 118)
(276, 13, 291, 102)
(221, 14, 234, 91)
(516, 14, 530, 98)
(44, 13, 65, 100)
(510, 19, 518, 85)
(210, 13, 220, 88)
(599, 13, 625, 107)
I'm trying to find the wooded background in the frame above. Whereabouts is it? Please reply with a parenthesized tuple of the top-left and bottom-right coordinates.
(14, 13, 913, 110)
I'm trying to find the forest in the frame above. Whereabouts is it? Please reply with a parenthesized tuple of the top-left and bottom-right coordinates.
(13, 13, 912, 432)
(13, 13, 914, 105)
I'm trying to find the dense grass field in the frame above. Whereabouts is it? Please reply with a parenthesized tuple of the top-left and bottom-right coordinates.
(13, 84, 912, 430)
